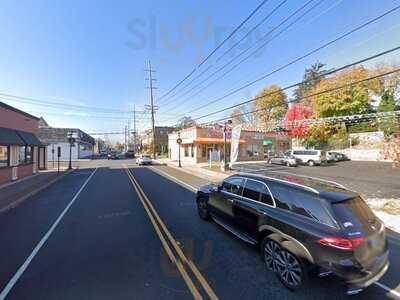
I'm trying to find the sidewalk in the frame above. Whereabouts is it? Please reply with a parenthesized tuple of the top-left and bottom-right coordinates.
(0, 169, 72, 214)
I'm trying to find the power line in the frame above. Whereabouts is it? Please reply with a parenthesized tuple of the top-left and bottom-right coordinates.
(197, 67, 400, 125)
(0, 93, 134, 114)
(174, 4, 400, 118)
(216, 0, 288, 62)
(157, 0, 270, 101)
(164, 0, 321, 112)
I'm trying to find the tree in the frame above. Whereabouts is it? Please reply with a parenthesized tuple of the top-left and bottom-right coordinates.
(303, 123, 348, 149)
(115, 142, 125, 151)
(378, 90, 397, 112)
(311, 66, 379, 118)
(230, 104, 259, 127)
(254, 84, 288, 130)
(294, 61, 328, 104)
(175, 116, 196, 130)
(283, 103, 313, 137)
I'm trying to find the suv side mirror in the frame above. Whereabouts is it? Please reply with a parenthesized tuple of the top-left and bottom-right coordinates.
(217, 184, 223, 192)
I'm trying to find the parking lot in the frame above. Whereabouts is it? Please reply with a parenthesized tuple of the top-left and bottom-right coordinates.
(231, 160, 400, 200)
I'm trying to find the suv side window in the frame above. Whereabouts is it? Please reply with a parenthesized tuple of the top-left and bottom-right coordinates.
(242, 179, 263, 201)
(270, 183, 336, 227)
(222, 177, 244, 195)
(269, 184, 295, 210)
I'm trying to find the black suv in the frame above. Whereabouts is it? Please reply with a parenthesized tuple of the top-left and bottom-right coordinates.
(196, 172, 389, 295)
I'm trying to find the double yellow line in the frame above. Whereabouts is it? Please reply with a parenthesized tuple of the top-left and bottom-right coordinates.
(124, 166, 218, 300)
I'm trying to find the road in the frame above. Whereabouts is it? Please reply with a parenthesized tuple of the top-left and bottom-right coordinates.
(0, 159, 399, 299)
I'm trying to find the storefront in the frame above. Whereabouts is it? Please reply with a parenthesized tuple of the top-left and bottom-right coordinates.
(168, 126, 291, 164)
(0, 102, 46, 185)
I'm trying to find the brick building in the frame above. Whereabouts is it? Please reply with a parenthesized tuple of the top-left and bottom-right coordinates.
(142, 126, 175, 154)
(168, 126, 291, 164)
(0, 102, 47, 185)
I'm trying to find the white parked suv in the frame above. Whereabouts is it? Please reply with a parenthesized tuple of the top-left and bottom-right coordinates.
(284, 149, 327, 166)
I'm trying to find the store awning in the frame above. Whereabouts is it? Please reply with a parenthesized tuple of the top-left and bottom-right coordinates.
(16, 130, 43, 146)
(183, 137, 246, 145)
(0, 127, 25, 146)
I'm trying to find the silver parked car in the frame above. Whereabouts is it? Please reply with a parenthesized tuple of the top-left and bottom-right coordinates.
(268, 154, 298, 167)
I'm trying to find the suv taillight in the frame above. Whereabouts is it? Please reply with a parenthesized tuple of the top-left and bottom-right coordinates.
(317, 237, 365, 250)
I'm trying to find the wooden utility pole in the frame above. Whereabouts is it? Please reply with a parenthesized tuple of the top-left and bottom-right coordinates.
(133, 104, 137, 155)
(145, 61, 157, 159)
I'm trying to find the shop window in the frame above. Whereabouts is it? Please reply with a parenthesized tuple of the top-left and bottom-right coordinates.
(246, 144, 259, 157)
(201, 145, 206, 157)
(0, 145, 9, 167)
(184, 145, 189, 157)
(26, 146, 33, 163)
(19, 146, 26, 164)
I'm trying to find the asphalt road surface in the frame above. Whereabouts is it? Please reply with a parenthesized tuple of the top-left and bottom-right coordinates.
(0, 159, 399, 300)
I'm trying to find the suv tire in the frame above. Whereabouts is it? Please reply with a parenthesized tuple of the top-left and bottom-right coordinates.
(197, 198, 211, 221)
(308, 160, 315, 167)
(275, 248, 307, 291)
(261, 237, 281, 272)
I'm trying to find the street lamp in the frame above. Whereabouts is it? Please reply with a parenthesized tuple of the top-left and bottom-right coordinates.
(67, 131, 76, 170)
(223, 120, 233, 172)
(176, 132, 182, 168)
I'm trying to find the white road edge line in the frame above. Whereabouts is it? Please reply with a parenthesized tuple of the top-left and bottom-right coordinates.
(0, 168, 98, 300)
(151, 167, 400, 298)
(148, 166, 198, 192)
(374, 282, 400, 299)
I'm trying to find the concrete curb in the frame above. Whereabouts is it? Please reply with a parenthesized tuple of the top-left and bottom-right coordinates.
(0, 169, 76, 215)
(163, 162, 228, 182)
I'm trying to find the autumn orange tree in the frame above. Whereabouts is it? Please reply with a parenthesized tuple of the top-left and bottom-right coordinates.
(253, 84, 288, 130)
(310, 66, 379, 118)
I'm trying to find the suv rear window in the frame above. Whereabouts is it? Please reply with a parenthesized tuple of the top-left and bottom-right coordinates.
(269, 184, 336, 227)
(331, 196, 376, 232)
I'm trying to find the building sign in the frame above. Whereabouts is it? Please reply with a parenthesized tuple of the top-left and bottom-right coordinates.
(205, 127, 232, 139)
(263, 139, 273, 146)
(229, 125, 242, 167)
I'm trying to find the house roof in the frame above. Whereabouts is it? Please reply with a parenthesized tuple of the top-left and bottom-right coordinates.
(0, 102, 40, 121)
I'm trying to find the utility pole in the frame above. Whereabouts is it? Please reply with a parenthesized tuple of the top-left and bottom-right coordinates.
(145, 60, 158, 159)
(124, 125, 127, 152)
(133, 105, 137, 156)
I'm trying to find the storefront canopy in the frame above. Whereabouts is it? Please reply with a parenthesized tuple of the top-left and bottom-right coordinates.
(183, 137, 246, 145)
(16, 130, 43, 146)
(0, 127, 25, 146)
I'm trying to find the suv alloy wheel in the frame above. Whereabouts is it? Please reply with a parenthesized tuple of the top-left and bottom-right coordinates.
(274, 249, 306, 290)
(308, 160, 315, 166)
(261, 238, 281, 272)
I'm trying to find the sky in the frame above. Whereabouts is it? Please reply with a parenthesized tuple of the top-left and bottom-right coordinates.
(0, 0, 399, 143)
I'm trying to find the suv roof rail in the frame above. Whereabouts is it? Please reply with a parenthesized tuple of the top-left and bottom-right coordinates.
(238, 172, 320, 194)
(265, 171, 348, 190)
